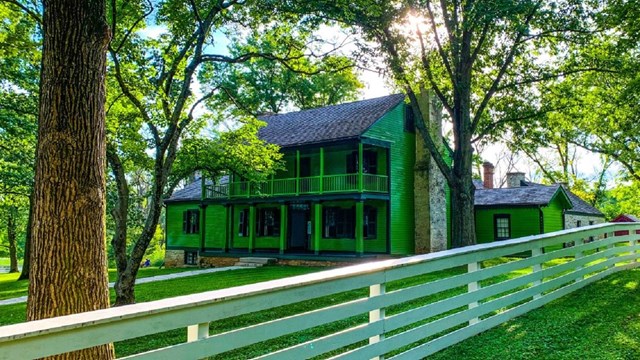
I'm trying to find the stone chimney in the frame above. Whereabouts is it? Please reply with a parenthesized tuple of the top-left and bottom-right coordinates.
(414, 89, 447, 254)
(482, 162, 494, 189)
(506, 172, 526, 188)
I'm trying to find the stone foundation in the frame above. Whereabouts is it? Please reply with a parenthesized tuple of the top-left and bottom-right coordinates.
(164, 250, 186, 267)
(164, 251, 383, 269)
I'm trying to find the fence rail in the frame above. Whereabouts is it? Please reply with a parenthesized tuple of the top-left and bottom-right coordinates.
(1, 223, 639, 359)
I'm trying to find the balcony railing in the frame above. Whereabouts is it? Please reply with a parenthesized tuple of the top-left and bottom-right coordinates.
(205, 173, 389, 199)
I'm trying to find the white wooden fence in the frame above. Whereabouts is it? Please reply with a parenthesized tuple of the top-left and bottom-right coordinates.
(1, 223, 639, 359)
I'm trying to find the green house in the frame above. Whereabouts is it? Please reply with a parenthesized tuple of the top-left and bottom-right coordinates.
(164, 94, 452, 266)
(474, 170, 605, 244)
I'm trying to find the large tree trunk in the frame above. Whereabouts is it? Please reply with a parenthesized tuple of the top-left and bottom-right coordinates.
(7, 207, 19, 273)
(17, 192, 33, 280)
(27, 0, 114, 358)
(450, 63, 477, 248)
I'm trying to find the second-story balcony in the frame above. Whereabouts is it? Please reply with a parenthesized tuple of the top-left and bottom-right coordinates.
(205, 173, 388, 199)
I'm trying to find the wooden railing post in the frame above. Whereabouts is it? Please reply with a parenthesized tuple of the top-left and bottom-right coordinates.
(468, 261, 480, 325)
(634, 228, 640, 263)
(531, 246, 543, 299)
(607, 231, 616, 269)
(574, 236, 585, 283)
(369, 282, 386, 360)
(187, 322, 209, 343)
(319, 147, 324, 194)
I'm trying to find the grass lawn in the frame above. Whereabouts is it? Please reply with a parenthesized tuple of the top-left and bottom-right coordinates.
(0, 258, 21, 267)
(0, 266, 206, 301)
(0, 262, 638, 359)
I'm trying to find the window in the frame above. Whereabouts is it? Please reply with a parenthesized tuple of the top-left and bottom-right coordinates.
(257, 208, 280, 237)
(184, 251, 197, 265)
(182, 209, 200, 234)
(363, 150, 378, 174)
(494, 214, 511, 240)
(404, 105, 415, 133)
(576, 220, 582, 227)
(324, 207, 355, 238)
(346, 152, 358, 174)
(364, 206, 377, 238)
(238, 209, 249, 237)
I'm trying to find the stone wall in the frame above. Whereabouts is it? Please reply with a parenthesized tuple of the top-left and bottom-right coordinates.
(564, 213, 605, 229)
(165, 252, 383, 268)
(164, 250, 186, 267)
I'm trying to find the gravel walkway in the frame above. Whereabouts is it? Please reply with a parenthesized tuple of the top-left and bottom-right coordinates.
(0, 266, 248, 306)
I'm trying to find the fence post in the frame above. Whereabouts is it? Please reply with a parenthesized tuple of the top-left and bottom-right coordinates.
(531, 246, 543, 299)
(187, 322, 209, 343)
(607, 231, 616, 269)
(369, 282, 386, 360)
(468, 261, 480, 325)
(574, 237, 585, 283)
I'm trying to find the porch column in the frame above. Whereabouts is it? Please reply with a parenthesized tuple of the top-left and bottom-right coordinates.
(356, 200, 364, 255)
(249, 204, 256, 253)
(319, 147, 324, 194)
(279, 204, 287, 255)
(358, 142, 364, 192)
(223, 205, 230, 252)
(314, 202, 322, 255)
(200, 204, 207, 252)
(201, 175, 206, 200)
(226, 204, 234, 252)
(296, 149, 300, 195)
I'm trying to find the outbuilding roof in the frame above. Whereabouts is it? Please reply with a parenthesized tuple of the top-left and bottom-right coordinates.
(474, 184, 571, 207)
(257, 94, 405, 147)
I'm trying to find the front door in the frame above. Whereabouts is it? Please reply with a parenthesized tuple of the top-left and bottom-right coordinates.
(289, 205, 310, 251)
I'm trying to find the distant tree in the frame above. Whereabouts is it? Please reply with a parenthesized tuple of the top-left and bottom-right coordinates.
(0, 1, 40, 280)
(205, 27, 362, 116)
(27, 1, 113, 359)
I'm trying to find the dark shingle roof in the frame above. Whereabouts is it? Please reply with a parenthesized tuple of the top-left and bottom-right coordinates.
(474, 184, 567, 207)
(473, 179, 484, 190)
(166, 176, 227, 202)
(564, 190, 604, 216)
(257, 94, 405, 147)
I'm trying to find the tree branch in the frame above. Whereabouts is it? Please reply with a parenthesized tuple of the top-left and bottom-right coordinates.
(470, 2, 541, 133)
(2, 0, 41, 25)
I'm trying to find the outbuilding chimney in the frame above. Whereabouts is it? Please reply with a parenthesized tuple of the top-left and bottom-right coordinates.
(506, 172, 526, 188)
(482, 162, 494, 189)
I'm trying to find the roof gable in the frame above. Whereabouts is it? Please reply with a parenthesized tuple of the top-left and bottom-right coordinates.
(257, 94, 405, 147)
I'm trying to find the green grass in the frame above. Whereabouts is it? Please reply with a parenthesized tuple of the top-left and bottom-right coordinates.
(1, 262, 638, 359)
(0, 266, 198, 301)
(0, 258, 21, 267)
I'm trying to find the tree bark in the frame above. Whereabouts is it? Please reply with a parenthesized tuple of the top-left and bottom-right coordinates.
(7, 207, 19, 273)
(17, 192, 33, 280)
(27, 0, 114, 358)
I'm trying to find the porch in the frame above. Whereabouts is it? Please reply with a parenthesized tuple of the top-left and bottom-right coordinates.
(204, 140, 391, 200)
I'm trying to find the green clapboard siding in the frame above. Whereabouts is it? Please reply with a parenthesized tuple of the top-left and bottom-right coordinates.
(166, 202, 201, 249)
(232, 205, 249, 249)
(475, 207, 541, 244)
(542, 195, 566, 233)
(363, 103, 415, 255)
(204, 205, 226, 249)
